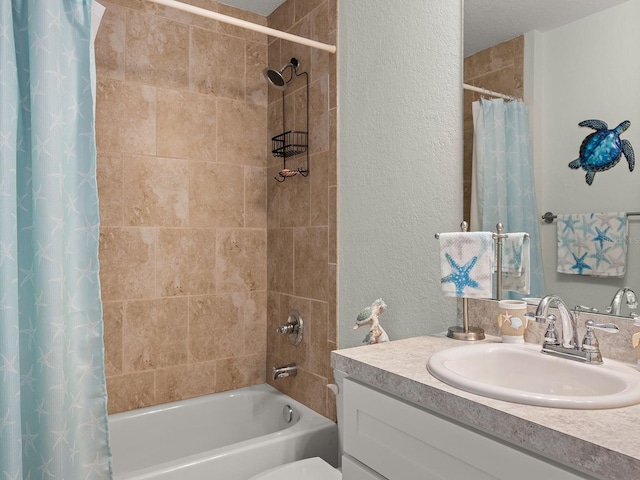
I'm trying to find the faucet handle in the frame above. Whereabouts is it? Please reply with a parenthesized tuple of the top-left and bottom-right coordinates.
(584, 320, 619, 333)
(542, 314, 560, 346)
(581, 320, 619, 364)
(575, 305, 599, 313)
(275, 310, 304, 346)
(524, 313, 560, 346)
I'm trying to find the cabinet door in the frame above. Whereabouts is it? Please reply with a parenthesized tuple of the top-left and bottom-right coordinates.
(343, 379, 594, 480)
(342, 455, 387, 480)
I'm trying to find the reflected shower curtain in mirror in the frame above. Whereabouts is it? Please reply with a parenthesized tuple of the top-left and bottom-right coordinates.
(0, 1, 111, 478)
(470, 98, 544, 297)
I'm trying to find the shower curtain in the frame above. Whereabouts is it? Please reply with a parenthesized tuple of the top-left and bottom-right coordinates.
(470, 98, 544, 297)
(0, 1, 111, 478)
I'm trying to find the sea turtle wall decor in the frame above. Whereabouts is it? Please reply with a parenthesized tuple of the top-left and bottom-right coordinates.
(568, 119, 635, 185)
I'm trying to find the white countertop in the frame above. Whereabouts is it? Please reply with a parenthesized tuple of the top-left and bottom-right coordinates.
(331, 334, 640, 480)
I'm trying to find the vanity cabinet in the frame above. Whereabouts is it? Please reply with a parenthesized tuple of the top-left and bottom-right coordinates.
(342, 378, 596, 480)
(341, 456, 386, 480)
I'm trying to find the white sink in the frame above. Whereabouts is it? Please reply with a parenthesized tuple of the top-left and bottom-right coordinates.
(427, 343, 640, 409)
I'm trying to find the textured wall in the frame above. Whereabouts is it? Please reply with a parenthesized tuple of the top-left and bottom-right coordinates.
(95, 0, 268, 414)
(265, 0, 338, 420)
(528, 0, 640, 311)
(338, 0, 463, 348)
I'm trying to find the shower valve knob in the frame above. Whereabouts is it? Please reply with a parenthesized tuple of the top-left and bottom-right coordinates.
(275, 324, 296, 335)
(275, 310, 303, 346)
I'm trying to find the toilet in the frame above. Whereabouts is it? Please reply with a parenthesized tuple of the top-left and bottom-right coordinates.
(249, 457, 341, 480)
(248, 370, 346, 480)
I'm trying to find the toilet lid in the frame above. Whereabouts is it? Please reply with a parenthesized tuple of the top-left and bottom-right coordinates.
(248, 457, 341, 480)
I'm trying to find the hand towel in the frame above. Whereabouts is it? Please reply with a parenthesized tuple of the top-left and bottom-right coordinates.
(501, 233, 530, 294)
(440, 232, 494, 298)
(557, 213, 628, 277)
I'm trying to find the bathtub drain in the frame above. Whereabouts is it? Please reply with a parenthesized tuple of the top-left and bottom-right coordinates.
(282, 405, 293, 423)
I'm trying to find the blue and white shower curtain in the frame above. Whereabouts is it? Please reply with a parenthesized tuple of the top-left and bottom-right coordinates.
(0, 1, 111, 478)
(470, 98, 545, 297)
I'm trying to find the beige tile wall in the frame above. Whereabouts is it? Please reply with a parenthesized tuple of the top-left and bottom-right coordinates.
(463, 36, 524, 224)
(95, 0, 270, 414)
(95, 0, 337, 418)
(266, 0, 338, 420)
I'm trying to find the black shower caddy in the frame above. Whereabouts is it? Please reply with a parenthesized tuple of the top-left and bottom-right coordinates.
(271, 131, 308, 159)
(272, 58, 309, 182)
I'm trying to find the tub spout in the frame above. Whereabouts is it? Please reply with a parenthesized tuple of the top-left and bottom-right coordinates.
(272, 363, 297, 380)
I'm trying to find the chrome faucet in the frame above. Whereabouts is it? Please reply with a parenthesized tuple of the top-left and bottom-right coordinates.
(529, 294, 579, 349)
(525, 294, 619, 364)
(272, 363, 297, 380)
(606, 287, 638, 316)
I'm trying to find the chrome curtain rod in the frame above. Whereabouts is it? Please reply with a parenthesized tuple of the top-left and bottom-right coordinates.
(542, 211, 640, 224)
(144, 0, 337, 54)
(463, 83, 518, 101)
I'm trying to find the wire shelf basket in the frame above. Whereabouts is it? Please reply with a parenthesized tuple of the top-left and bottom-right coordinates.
(271, 131, 308, 158)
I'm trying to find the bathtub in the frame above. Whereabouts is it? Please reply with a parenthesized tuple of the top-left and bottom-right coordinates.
(108, 383, 339, 480)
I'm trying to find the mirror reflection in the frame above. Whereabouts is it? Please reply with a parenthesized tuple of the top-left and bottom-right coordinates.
(463, 0, 640, 317)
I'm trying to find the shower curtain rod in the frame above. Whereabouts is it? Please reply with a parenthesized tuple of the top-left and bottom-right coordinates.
(145, 0, 337, 54)
(463, 83, 518, 101)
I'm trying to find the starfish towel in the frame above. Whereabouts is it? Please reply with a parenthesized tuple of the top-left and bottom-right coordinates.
(440, 232, 495, 298)
(501, 232, 530, 294)
(557, 213, 628, 277)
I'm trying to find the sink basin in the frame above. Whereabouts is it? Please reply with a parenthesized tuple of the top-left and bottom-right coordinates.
(427, 343, 640, 409)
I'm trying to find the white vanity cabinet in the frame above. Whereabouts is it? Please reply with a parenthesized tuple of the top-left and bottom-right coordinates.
(342, 378, 596, 480)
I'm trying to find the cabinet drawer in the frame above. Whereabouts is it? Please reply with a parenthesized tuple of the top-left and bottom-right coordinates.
(343, 378, 592, 480)
(342, 455, 387, 480)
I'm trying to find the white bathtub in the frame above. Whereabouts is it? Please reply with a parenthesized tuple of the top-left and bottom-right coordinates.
(108, 383, 339, 480)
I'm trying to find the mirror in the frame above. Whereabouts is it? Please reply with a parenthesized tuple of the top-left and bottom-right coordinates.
(463, 0, 640, 317)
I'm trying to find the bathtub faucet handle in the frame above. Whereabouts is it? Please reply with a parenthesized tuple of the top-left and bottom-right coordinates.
(276, 309, 304, 346)
(275, 324, 297, 335)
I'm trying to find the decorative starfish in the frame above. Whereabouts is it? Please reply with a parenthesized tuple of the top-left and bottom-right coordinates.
(608, 249, 627, 272)
(595, 213, 622, 231)
(507, 242, 522, 271)
(441, 253, 480, 297)
(589, 244, 613, 270)
(593, 226, 613, 250)
(616, 216, 628, 233)
(558, 233, 576, 252)
(570, 252, 592, 275)
(561, 215, 579, 234)
(575, 216, 597, 237)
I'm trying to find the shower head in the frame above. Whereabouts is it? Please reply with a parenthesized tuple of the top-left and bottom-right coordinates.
(263, 58, 299, 91)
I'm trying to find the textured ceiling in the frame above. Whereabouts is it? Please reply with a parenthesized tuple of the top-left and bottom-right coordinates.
(464, 0, 629, 56)
(216, 0, 629, 57)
